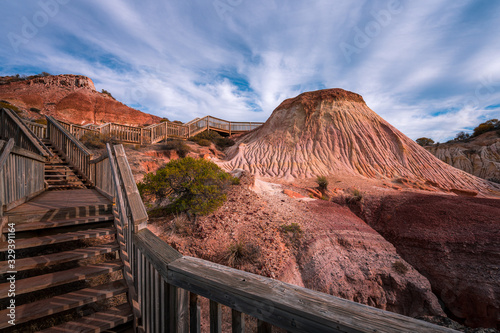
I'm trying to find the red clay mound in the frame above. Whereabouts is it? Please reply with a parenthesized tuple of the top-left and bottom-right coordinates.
(359, 193, 500, 328)
(223, 88, 496, 194)
(0, 74, 161, 126)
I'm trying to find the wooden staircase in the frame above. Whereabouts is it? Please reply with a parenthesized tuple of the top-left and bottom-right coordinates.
(42, 139, 90, 190)
(0, 190, 133, 332)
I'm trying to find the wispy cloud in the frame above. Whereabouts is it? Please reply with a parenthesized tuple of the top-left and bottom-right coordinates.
(0, 0, 499, 141)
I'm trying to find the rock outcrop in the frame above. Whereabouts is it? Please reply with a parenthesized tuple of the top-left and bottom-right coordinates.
(425, 131, 500, 182)
(0, 74, 161, 126)
(223, 89, 495, 194)
(359, 193, 500, 328)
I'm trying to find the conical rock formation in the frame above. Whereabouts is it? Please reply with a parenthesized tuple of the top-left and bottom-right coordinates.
(222, 89, 495, 193)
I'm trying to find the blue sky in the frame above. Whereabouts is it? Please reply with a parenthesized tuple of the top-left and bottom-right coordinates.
(1, 0, 500, 141)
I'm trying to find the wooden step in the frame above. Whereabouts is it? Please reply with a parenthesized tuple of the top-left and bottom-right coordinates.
(0, 260, 123, 298)
(0, 243, 119, 273)
(0, 280, 127, 330)
(5, 214, 115, 233)
(0, 227, 116, 251)
(38, 303, 133, 333)
(7, 204, 113, 223)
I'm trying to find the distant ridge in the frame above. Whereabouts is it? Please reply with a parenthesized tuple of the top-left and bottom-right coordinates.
(0, 74, 161, 126)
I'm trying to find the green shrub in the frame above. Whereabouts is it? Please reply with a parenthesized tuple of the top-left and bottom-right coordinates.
(34, 118, 47, 125)
(163, 139, 190, 158)
(454, 131, 470, 141)
(392, 261, 408, 275)
(139, 157, 232, 216)
(231, 177, 240, 185)
(101, 89, 115, 99)
(316, 176, 328, 191)
(472, 119, 499, 137)
(226, 241, 260, 267)
(280, 223, 303, 245)
(189, 130, 235, 149)
(80, 132, 116, 149)
(416, 137, 434, 146)
(197, 139, 212, 147)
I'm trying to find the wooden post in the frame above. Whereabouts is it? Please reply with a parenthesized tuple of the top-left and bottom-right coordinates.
(165, 121, 168, 141)
(140, 128, 143, 145)
(210, 300, 222, 333)
(190, 293, 201, 333)
(232, 309, 245, 333)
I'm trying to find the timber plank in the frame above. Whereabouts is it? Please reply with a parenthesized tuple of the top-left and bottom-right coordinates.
(167, 257, 458, 333)
(0, 260, 123, 298)
(4, 214, 115, 233)
(0, 227, 116, 251)
(38, 303, 133, 333)
(0, 280, 127, 329)
(0, 243, 119, 273)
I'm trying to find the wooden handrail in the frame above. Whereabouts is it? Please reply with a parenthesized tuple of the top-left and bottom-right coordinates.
(0, 108, 51, 157)
(100, 142, 457, 333)
(46, 115, 93, 182)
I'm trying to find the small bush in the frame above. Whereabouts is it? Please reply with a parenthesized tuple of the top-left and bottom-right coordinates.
(163, 139, 190, 158)
(0, 101, 20, 114)
(472, 119, 498, 137)
(416, 137, 435, 146)
(189, 130, 235, 149)
(168, 213, 191, 235)
(34, 118, 47, 125)
(226, 241, 260, 268)
(316, 176, 328, 191)
(280, 223, 303, 245)
(101, 89, 115, 99)
(80, 132, 116, 149)
(139, 157, 232, 216)
(454, 131, 470, 142)
(392, 261, 408, 275)
(30, 107, 41, 113)
(337, 237, 351, 248)
(231, 177, 240, 185)
(197, 139, 212, 147)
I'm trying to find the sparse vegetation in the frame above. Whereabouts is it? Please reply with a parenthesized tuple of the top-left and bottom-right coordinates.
(197, 139, 212, 147)
(453, 131, 470, 142)
(101, 89, 115, 99)
(392, 261, 408, 275)
(80, 132, 116, 149)
(280, 223, 303, 245)
(487, 177, 500, 184)
(30, 107, 41, 113)
(337, 237, 351, 248)
(231, 176, 241, 185)
(416, 137, 435, 146)
(226, 240, 260, 268)
(34, 118, 47, 125)
(189, 130, 235, 149)
(162, 139, 190, 158)
(138, 157, 233, 217)
(316, 175, 328, 191)
(472, 119, 499, 137)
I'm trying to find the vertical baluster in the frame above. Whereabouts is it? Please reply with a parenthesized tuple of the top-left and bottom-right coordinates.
(257, 320, 272, 333)
(189, 293, 201, 333)
(210, 301, 221, 333)
(232, 309, 245, 333)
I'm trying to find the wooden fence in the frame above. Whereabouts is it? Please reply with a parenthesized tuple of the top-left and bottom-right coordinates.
(0, 140, 46, 216)
(26, 115, 263, 145)
(46, 116, 93, 182)
(98, 142, 457, 333)
(0, 108, 51, 157)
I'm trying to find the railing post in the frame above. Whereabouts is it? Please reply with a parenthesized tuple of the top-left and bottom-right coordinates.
(140, 128, 143, 145)
(165, 121, 168, 141)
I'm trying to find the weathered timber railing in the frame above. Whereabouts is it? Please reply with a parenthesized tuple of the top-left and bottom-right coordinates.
(51, 114, 263, 146)
(102, 143, 457, 333)
(23, 119, 47, 139)
(0, 139, 46, 216)
(46, 116, 93, 182)
(0, 108, 51, 157)
(89, 153, 115, 199)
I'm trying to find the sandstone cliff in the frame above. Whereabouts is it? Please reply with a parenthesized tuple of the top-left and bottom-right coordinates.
(425, 131, 500, 182)
(0, 74, 161, 126)
(222, 89, 496, 194)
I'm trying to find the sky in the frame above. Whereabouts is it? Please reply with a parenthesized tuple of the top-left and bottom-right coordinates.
(1, 0, 500, 141)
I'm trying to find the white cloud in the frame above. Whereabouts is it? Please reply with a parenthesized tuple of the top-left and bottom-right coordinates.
(0, 0, 499, 141)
